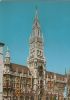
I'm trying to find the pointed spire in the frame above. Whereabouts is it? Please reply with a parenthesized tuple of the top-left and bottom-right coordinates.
(32, 7, 40, 29)
(5, 46, 10, 58)
(5, 46, 10, 64)
(31, 7, 42, 38)
(67, 69, 70, 79)
(68, 69, 70, 75)
(35, 6, 38, 20)
(65, 68, 67, 75)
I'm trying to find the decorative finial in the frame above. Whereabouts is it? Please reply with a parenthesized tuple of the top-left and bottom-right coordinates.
(5, 46, 10, 58)
(35, 5, 38, 20)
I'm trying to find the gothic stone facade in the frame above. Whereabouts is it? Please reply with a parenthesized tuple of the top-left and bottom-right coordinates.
(2, 9, 67, 100)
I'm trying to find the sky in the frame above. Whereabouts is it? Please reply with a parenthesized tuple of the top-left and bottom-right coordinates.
(0, 1, 70, 74)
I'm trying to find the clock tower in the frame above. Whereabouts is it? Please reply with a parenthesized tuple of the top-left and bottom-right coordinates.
(27, 8, 46, 95)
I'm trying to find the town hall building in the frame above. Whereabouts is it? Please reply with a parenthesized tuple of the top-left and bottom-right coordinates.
(0, 9, 70, 100)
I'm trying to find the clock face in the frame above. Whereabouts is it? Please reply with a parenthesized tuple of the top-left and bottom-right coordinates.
(30, 49, 35, 57)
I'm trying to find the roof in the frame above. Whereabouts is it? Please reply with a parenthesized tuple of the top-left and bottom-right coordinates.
(46, 70, 65, 77)
(8, 63, 65, 77)
(10, 63, 29, 73)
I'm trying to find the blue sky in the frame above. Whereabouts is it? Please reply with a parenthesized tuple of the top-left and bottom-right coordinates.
(0, 1, 70, 74)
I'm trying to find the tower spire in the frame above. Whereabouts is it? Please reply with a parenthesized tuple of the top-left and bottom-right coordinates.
(28, 8, 46, 92)
(65, 67, 67, 76)
(5, 46, 10, 58)
(33, 7, 39, 27)
(5, 46, 10, 64)
(31, 7, 41, 38)
(35, 6, 38, 20)
(28, 8, 45, 65)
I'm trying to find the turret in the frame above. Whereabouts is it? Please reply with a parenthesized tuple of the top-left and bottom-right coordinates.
(5, 46, 10, 64)
(4, 46, 11, 74)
